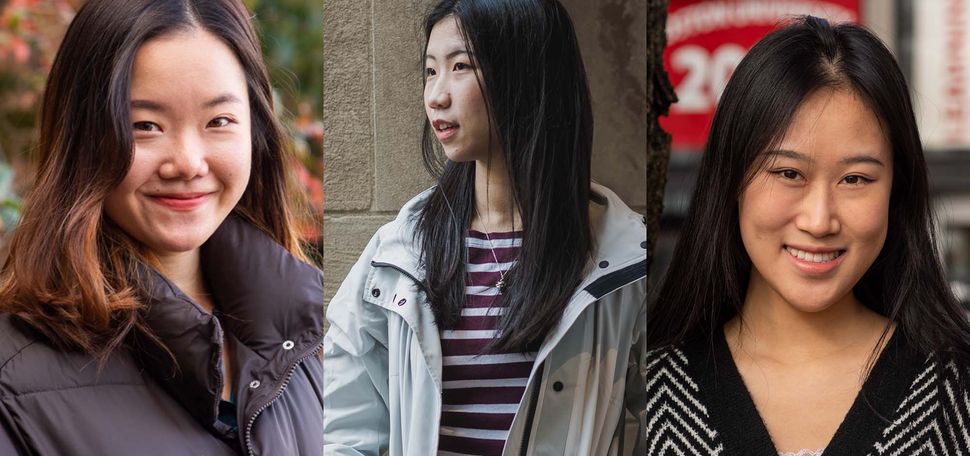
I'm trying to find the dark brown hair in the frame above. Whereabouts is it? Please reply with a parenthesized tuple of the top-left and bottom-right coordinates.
(0, 0, 305, 359)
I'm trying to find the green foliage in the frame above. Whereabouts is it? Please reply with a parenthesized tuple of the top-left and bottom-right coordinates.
(247, 0, 324, 114)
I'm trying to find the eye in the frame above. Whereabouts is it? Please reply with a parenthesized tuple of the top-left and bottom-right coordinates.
(133, 121, 161, 133)
(453, 62, 471, 71)
(207, 117, 233, 128)
(773, 169, 803, 181)
(425, 67, 437, 77)
(842, 174, 872, 185)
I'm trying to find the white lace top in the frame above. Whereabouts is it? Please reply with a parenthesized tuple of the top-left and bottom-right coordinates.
(778, 450, 824, 456)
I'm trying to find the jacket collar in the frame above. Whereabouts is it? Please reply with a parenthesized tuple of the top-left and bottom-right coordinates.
(370, 182, 646, 293)
(366, 183, 645, 391)
(132, 214, 324, 429)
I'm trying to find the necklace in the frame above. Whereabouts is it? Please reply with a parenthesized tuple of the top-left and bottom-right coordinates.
(481, 229, 508, 294)
(479, 211, 514, 294)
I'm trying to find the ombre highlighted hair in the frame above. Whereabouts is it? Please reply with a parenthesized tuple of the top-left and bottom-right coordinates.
(0, 0, 306, 359)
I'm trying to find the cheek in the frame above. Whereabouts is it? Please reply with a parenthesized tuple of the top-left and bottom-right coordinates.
(212, 137, 253, 192)
(739, 183, 792, 244)
(844, 189, 891, 248)
(457, 81, 488, 120)
(423, 86, 433, 119)
(109, 148, 156, 201)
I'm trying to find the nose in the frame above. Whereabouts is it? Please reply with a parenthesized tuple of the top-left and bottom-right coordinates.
(158, 132, 208, 180)
(425, 76, 451, 111)
(794, 183, 841, 237)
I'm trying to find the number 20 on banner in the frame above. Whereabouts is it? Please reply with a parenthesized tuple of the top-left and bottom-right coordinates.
(669, 43, 745, 114)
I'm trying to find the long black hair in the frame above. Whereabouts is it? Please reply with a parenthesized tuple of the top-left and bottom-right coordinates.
(416, 0, 593, 353)
(648, 16, 970, 362)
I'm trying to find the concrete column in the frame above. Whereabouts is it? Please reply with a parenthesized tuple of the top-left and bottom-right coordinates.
(324, 0, 647, 305)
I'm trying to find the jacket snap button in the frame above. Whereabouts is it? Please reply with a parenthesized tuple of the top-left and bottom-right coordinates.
(249, 380, 261, 389)
(553, 381, 564, 392)
(598, 261, 609, 268)
(371, 288, 381, 298)
(282, 340, 295, 350)
(640, 241, 647, 249)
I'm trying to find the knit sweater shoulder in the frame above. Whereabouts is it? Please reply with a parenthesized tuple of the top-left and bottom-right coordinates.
(645, 332, 970, 456)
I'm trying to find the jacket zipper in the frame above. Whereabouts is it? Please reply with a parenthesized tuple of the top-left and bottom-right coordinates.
(517, 363, 544, 456)
(243, 341, 323, 456)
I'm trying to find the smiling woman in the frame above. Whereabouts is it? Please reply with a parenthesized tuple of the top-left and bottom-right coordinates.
(646, 16, 970, 456)
(0, 1, 323, 455)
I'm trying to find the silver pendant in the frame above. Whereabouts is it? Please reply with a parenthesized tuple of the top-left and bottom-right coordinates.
(496, 279, 505, 294)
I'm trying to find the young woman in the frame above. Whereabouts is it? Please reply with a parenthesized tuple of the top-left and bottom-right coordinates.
(323, 0, 647, 454)
(0, 1, 324, 454)
(646, 16, 970, 455)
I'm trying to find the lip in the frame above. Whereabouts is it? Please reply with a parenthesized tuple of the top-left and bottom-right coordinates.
(784, 244, 846, 275)
(148, 192, 213, 211)
(432, 119, 458, 142)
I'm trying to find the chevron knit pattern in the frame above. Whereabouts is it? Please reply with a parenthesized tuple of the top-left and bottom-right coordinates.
(867, 358, 970, 455)
(647, 347, 970, 455)
(646, 346, 724, 455)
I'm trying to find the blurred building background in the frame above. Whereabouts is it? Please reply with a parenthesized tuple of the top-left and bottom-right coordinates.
(654, 0, 970, 304)
(0, 0, 323, 263)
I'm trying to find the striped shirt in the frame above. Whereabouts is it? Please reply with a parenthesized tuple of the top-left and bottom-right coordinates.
(437, 230, 536, 456)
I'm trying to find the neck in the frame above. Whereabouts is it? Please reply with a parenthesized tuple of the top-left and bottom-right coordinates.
(471, 148, 521, 233)
(726, 275, 889, 363)
(155, 249, 214, 313)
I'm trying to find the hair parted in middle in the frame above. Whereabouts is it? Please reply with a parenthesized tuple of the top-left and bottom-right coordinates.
(417, 0, 594, 353)
(648, 16, 970, 364)
(0, 0, 306, 360)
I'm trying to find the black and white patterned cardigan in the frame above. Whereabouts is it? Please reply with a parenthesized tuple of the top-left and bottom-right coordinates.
(645, 330, 970, 455)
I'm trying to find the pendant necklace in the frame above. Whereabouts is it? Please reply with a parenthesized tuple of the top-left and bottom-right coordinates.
(480, 211, 512, 294)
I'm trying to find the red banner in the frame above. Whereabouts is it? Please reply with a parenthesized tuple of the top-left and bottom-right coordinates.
(661, 0, 861, 150)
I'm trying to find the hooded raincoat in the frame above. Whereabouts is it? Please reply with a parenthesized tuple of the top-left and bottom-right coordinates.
(323, 183, 647, 455)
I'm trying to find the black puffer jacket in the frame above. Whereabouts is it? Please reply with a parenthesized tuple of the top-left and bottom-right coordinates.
(0, 216, 324, 455)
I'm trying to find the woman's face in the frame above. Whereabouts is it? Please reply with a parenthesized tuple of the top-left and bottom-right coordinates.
(424, 16, 497, 162)
(104, 29, 251, 259)
(739, 88, 893, 313)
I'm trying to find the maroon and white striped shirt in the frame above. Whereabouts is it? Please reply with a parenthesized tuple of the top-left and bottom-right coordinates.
(437, 230, 536, 456)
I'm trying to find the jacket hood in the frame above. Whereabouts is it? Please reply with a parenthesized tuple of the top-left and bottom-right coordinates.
(134, 214, 324, 430)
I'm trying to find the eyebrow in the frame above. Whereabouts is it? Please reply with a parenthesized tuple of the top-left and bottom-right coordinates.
(765, 149, 885, 167)
(202, 93, 243, 109)
(425, 49, 471, 61)
(130, 93, 243, 112)
(130, 99, 165, 112)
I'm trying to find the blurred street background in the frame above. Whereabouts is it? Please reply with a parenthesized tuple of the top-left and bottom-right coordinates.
(0, 0, 323, 263)
(654, 0, 970, 304)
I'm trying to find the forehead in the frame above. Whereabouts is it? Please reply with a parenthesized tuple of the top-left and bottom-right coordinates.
(776, 88, 891, 164)
(427, 16, 466, 54)
(130, 29, 248, 101)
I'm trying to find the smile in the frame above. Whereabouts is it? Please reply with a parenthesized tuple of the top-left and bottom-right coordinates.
(149, 192, 213, 211)
(784, 245, 846, 275)
(785, 246, 844, 263)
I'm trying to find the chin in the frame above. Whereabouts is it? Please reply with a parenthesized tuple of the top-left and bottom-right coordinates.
(780, 288, 848, 314)
(150, 237, 207, 255)
(443, 149, 477, 163)
(145, 227, 217, 255)
(441, 141, 490, 163)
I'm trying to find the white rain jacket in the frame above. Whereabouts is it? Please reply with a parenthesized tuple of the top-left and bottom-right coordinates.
(323, 183, 646, 455)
